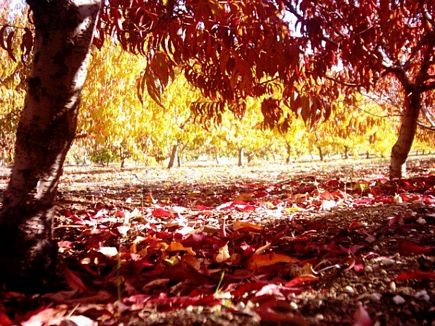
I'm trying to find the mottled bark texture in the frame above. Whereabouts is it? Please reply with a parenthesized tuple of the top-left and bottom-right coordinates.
(389, 89, 421, 179)
(0, 0, 101, 291)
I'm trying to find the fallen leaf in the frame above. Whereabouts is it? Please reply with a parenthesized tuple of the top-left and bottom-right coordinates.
(152, 207, 174, 218)
(353, 304, 372, 326)
(0, 310, 13, 326)
(233, 221, 263, 232)
(398, 240, 433, 256)
(22, 307, 67, 326)
(285, 274, 318, 287)
(255, 300, 308, 325)
(255, 284, 286, 299)
(182, 254, 201, 271)
(248, 253, 299, 269)
(216, 243, 231, 263)
(396, 270, 435, 281)
(168, 241, 196, 256)
(66, 315, 97, 326)
(235, 192, 254, 201)
(98, 246, 119, 257)
(64, 267, 88, 292)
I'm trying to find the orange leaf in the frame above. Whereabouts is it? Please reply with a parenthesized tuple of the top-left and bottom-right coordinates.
(182, 254, 201, 271)
(233, 221, 263, 232)
(285, 274, 318, 287)
(248, 253, 299, 269)
(216, 243, 230, 263)
(168, 241, 196, 256)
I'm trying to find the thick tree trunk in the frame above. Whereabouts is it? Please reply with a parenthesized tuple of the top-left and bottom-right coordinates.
(390, 90, 421, 178)
(0, 0, 100, 291)
(167, 144, 179, 169)
(238, 147, 244, 167)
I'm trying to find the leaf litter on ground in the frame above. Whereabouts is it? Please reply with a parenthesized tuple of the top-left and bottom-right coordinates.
(0, 157, 434, 325)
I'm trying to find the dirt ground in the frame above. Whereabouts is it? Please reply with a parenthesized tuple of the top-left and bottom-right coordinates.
(0, 156, 434, 325)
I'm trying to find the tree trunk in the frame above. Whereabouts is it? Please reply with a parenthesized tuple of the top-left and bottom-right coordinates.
(215, 151, 220, 165)
(317, 146, 324, 161)
(177, 153, 181, 167)
(238, 147, 244, 167)
(167, 144, 178, 169)
(390, 90, 421, 178)
(285, 142, 292, 164)
(0, 0, 101, 291)
(344, 146, 349, 159)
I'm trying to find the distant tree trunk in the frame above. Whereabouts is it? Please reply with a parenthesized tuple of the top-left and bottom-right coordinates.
(238, 147, 244, 167)
(177, 153, 181, 167)
(0, 0, 101, 291)
(285, 142, 292, 164)
(168, 144, 179, 169)
(344, 146, 349, 159)
(215, 151, 220, 165)
(390, 89, 421, 178)
(317, 146, 324, 161)
(366, 151, 370, 159)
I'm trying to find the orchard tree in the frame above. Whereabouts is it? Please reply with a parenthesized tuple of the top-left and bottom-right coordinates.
(284, 0, 434, 177)
(0, 0, 102, 290)
(0, 0, 433, 290)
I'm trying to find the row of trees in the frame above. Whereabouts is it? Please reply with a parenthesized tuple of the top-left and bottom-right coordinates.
(2, 42, 432, 168)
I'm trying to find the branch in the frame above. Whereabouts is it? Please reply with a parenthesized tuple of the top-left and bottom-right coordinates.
(382, 65, 412, 92)
(420, 105, 435, 127)
(417, 121, 435, 131)
(258, 76, 280, 86)
(324, 75, 364, 88)
(361, 92, 402, 115)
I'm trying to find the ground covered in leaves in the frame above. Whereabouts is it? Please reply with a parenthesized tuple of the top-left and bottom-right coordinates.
(0, 157, 434, 325)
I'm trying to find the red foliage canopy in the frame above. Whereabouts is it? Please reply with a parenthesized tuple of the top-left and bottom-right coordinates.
(1, 0, 434, 129)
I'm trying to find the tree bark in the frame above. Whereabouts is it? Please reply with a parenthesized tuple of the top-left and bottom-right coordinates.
(238, 147, 244, 167)
(0, 0, 101, 291)
(317, 146, 324, 161)
(286, 142, 292, 164)
(389, 90, 421, 178)
(167, 144, 179, 169)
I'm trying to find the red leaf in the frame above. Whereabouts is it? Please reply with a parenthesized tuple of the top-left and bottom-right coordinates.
(285, 275, 318, 287)
(234, 203, 256, 212)
(353, 304, 372, 326)
(64, 268, 88, 292)
(231, 281, 268, 297)
(349, 220, 364, 229)
(255, 300, 308, 325)
(423, 195, 435, 205)
(398, 240, 433, 256)
(0, 310, 13, 326)
(396, 270, 435, 281)
(152, 208, 174, 218)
